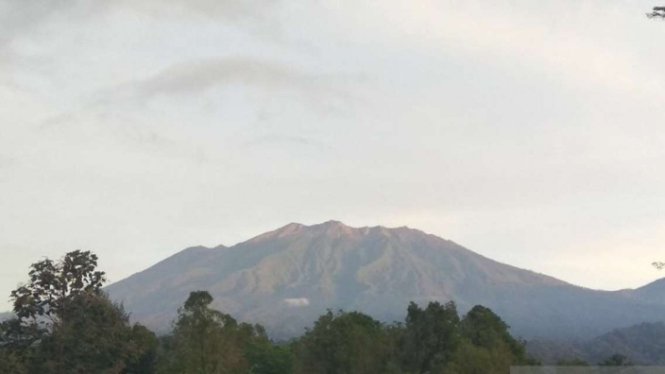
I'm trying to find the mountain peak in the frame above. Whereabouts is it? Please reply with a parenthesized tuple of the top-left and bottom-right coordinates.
(311, 220, 358, 237)
(282, 221, 422, 240)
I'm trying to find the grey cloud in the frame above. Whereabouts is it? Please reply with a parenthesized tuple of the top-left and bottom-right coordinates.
(136, 58, 334, 96)
(98, 57, 361, 116)
(34, 56, 356, 162)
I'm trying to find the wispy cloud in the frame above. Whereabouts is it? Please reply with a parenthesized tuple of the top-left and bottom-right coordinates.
(92, 56, 362, 116)
(134, 58, 333, 97)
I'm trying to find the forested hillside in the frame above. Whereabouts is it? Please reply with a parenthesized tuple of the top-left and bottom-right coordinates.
(528, 322, 665, 365)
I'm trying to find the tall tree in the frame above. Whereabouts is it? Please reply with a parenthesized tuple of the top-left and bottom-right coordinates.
(1, 250, 156, 373)
(11, 250, 106, 323)
(398, 301, 461, 374)
(443, 305, 532, 374)
(162, 290, 263, 374)
(31, 293, 156, 374)
(294, 310, 395, 374)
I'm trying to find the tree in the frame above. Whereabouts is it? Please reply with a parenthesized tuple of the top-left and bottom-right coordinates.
(30, 292, 156, 373)
(1, 250, 156, 373)
(459, 305, 527, 360)
(162, 290, 263, 374)
(443, 306, 532, 374)
(294, 310, 394, 374)
(10, 250, 106, 323)
(647, 6, 665, 18)
(0, 319, 30, 374)
(245, 339, 294, 374)
(600, 353, 633, 366)
(398, 301, 461, 374)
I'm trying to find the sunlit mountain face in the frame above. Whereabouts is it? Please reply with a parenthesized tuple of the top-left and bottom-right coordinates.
(106, 221, 665, 340)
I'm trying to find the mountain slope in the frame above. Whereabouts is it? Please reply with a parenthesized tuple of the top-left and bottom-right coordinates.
(629, 278, 665, 303)
(528, 322, 665, 365)
(105, 221, 665, 339)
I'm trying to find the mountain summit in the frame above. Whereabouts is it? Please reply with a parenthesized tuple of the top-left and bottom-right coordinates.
(106, 221, 665, 339)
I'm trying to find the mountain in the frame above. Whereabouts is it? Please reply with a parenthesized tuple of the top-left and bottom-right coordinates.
(528, 322, 665, 365)
(625, 278, 665, 303)
(105, 221, 665, 340)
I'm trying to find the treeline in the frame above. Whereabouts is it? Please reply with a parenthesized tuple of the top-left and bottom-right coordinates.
(0, 251, 626, 374)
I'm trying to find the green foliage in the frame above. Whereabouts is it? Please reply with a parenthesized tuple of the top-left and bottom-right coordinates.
(444, 341, 513, 374)
(0, 319, 30, 374)
(246, 339, 294, 374)
(556, 358, 589, 366)
(460, 305, 528, 363)
(159, 290, 269, 374)
(600, 353, 633, 366)
(294, 310, 393, 374)
(11, 250, 106, 321)
(30, 293, 156, 374)
(398, 301, 461, 373)
(1, 251, 155, 374)
(441, 305, 533, 374)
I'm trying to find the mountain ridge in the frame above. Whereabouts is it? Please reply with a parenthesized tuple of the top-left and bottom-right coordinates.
(105, 221, 665, 340)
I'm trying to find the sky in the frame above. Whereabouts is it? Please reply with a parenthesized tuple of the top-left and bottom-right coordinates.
(2, 0, 665, 311)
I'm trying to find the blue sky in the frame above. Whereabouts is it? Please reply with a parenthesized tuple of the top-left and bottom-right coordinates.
(2, 0, 665, 310)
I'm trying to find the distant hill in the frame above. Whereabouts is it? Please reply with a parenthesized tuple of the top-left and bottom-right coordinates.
(624, 278, 665, 304)
(528, 322, 665, 365)
(0, 312, 12, 322)
(105, 221, 665, 340)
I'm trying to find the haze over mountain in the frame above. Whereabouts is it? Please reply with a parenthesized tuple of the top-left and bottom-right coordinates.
(106, 221, 665, 340)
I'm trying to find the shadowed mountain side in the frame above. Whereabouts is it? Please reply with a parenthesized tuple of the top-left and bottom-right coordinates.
(622, 277, 665, 303)
(528, 322, 665, 365)
(105, 221, 665, 340)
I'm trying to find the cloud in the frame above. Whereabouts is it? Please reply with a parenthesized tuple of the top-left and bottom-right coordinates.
(93, 57, 361, 117)
(135, 58, 327, 96)
(283, 298, 310, 307)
